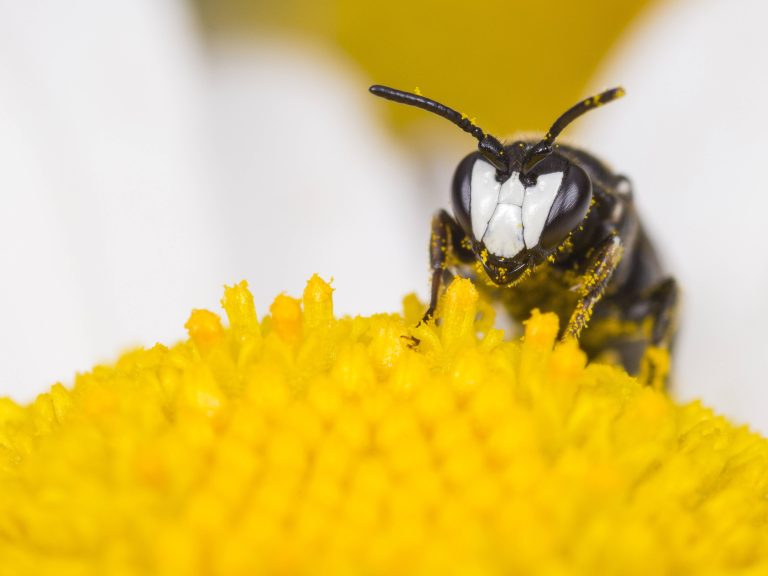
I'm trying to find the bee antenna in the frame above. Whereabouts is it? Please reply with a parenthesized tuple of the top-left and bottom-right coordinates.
(522, 87, 626, 175)
(369, 84, 509, 174)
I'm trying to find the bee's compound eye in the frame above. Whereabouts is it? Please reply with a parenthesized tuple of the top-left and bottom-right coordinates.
(450, 153, 478, 236)
(538, 163, 592, 250)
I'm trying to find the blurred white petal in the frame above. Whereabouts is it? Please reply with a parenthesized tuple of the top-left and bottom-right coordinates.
(0, 6, 428, 401)
(580, 0, 768, 432)
(0, 0, 224, 400)
(207, 40, 429, 319)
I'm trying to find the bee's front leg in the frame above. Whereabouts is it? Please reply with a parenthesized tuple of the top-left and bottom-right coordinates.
(422, 209, 473, 324)
(564, 234, 624, 340)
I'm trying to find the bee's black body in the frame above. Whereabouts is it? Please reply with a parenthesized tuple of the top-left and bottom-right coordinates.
(370, 85, 677, 382)
(532, 143, 663, 298)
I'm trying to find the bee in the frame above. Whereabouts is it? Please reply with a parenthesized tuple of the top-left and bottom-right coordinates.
(370, 84, 677, 383)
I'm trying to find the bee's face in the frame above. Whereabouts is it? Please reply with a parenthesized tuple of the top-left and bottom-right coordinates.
(451, 144, 593, 283)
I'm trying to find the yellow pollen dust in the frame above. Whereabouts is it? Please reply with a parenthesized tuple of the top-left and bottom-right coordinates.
(1, 275, 768, 575)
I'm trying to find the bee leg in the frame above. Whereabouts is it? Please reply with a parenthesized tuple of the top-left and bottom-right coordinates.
(405, 210, 470, 349)
(631, 278, 679, 387)
(564, 234, 624, 340)
(627, 278, 678, 348)
(421, 209, 473, 324)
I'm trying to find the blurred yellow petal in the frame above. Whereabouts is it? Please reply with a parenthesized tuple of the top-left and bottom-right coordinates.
(197, 0, 655, 131)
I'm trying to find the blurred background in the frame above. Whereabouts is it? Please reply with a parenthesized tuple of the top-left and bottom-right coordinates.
(2, 0, 767, 431)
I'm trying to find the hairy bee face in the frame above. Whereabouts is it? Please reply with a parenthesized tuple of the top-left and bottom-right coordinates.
(452, 146, 592, 276)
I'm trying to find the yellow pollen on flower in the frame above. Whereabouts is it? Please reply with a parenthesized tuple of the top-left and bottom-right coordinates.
(185, 308, 225, 353)
(269, 292, 302, 344)
(1, 276, 768, 575)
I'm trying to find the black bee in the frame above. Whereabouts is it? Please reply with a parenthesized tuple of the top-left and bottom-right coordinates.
(370, 85, 677, 383)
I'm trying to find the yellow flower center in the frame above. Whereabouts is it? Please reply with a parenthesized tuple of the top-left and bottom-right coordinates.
(1, 276, 767, 574)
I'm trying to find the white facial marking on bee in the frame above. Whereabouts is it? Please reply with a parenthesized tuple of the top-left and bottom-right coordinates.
(499, 172, 525, 205)
(521, 171, 564, 248)
(470, 158, 564, 258)
(483, 203, 524, 258)
(469, 159, 500, 240)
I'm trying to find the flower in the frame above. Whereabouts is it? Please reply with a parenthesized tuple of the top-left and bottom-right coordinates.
(1, 275, 767, 575)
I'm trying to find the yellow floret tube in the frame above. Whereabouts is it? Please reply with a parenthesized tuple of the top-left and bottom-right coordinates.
(1, 275, 768, 575)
